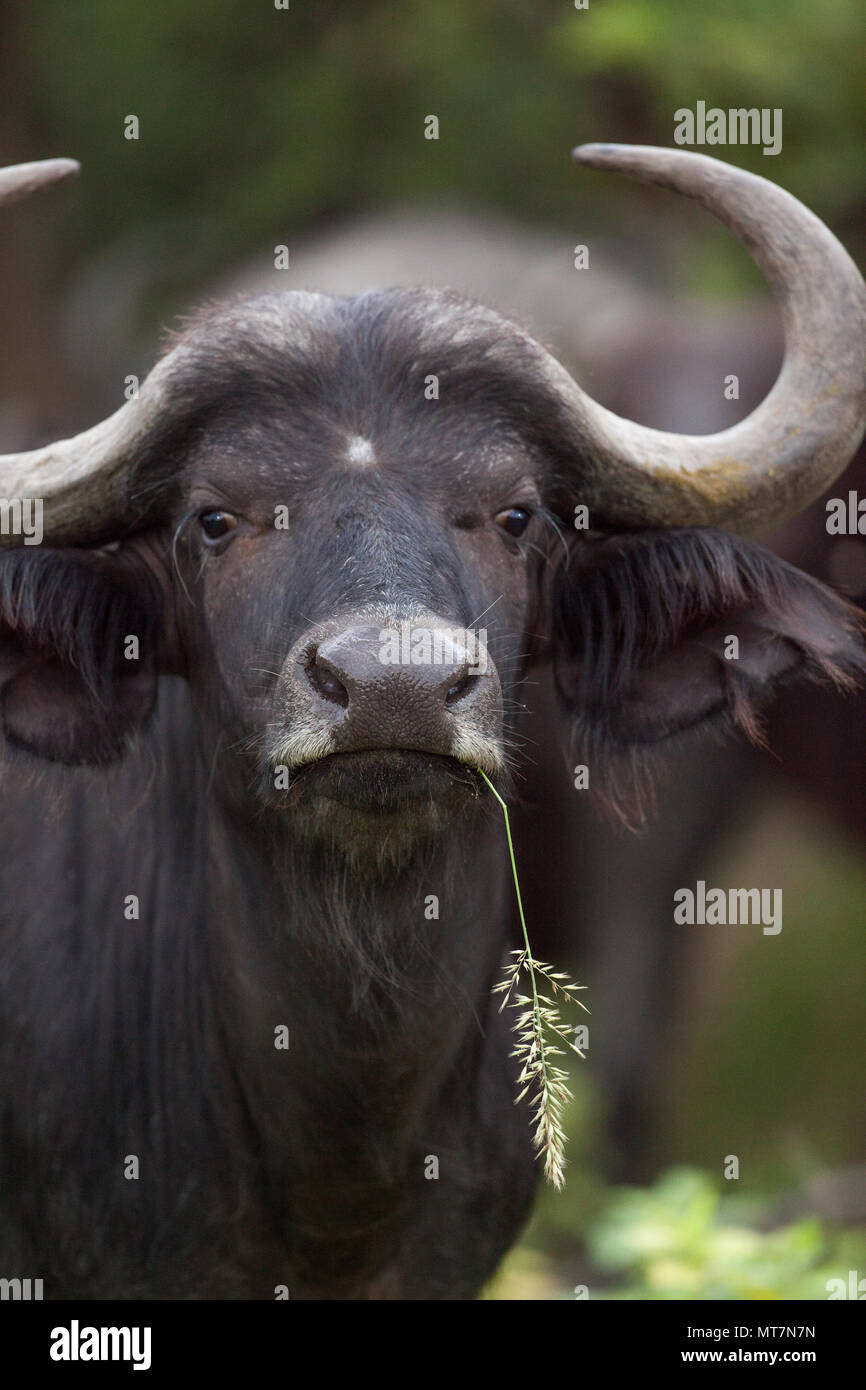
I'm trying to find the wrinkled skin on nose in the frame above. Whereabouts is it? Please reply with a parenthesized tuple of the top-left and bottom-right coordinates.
(308, 623, 501, 756)
(268, 615, 504, 809)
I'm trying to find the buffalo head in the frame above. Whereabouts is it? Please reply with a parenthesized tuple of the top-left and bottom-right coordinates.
(0, 146, 865, 849)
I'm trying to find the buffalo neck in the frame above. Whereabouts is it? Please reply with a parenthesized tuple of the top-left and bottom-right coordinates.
(205, 787, 510, 1091)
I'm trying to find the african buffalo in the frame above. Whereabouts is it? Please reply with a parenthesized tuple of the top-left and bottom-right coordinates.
(0, 145, 864, 1298)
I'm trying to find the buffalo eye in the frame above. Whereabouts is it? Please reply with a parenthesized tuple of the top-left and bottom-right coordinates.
(199, 509, 238, 543)
(495, 506, 531, 538)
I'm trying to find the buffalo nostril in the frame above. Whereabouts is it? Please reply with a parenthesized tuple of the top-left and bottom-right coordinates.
(306, 656, 349, 708)
(445, 672, 479, 707)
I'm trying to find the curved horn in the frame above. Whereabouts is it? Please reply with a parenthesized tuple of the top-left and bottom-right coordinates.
(0, 158, 182, 546)
(0, 158, 79, 205)
(3, 149, 865, 544)
(559, 144, 866, 535)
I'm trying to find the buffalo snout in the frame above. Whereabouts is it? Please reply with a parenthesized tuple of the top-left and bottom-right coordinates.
(270, 615, 504, 780)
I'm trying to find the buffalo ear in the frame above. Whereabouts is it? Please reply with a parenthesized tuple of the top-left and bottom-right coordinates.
(0, 548, 163, 764)
(552, 528, 865, 820)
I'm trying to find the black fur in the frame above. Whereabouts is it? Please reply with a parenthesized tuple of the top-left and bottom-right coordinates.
(0, 288, 861, 1297)
(0, 548, 161, 762)
(553, 527, 866, 822)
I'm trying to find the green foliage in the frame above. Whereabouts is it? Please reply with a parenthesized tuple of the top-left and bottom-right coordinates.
(19, 0, 865, 309)
(589, 1168, 861, 1300)
(489, 1165, 866, 1299)
(661, 803, 866, 1186)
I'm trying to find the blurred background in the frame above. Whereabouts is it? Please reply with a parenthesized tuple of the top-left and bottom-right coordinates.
(1, 0, 864, 1298)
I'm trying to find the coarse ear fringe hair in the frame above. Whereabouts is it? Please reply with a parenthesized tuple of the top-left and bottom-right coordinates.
(553, 527, 866, 829)
(0, 547, 161, 707)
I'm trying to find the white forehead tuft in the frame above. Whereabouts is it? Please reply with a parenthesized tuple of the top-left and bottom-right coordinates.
(345, 435, 377, 468)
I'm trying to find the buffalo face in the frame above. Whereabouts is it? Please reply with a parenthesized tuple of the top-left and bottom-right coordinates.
(123, 291, 556, 843)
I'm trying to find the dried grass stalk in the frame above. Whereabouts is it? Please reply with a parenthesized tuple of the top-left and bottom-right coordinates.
(480, 769, 588, 1190)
